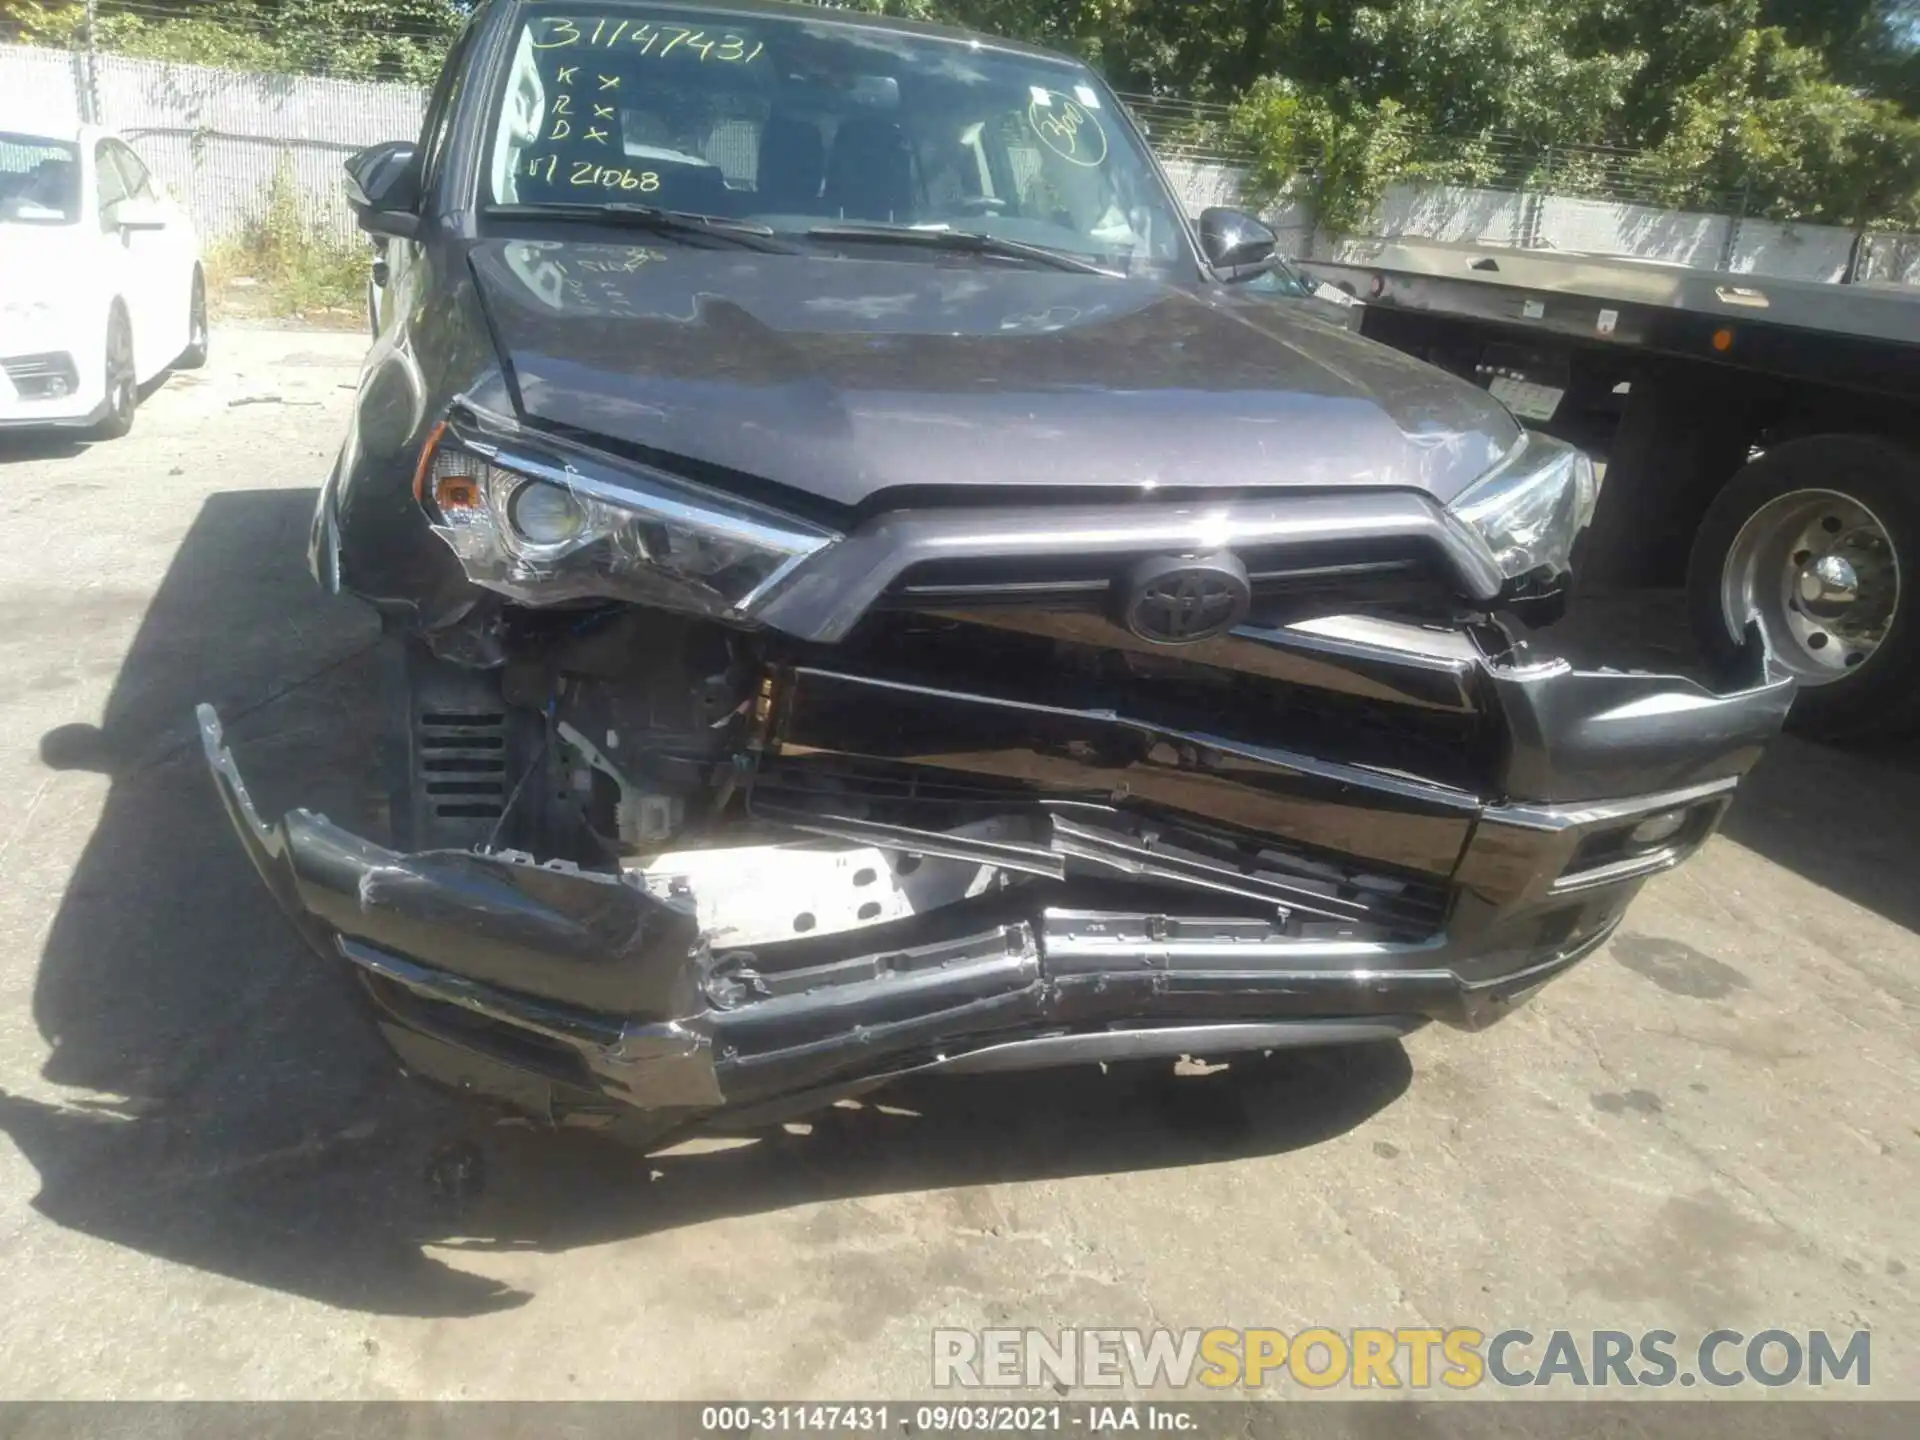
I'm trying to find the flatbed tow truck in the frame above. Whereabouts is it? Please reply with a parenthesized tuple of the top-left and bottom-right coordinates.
(1299, 238, 1920, 737)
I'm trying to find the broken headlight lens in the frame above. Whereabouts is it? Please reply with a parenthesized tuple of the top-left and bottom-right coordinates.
(419, 430, 838, 618)
(506, 479, 589, 547)
(1445, 432, 1599, 590)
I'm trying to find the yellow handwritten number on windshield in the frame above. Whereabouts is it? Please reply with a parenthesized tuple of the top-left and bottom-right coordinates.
(519, 155, 660, 192)
(533, 15, 762, 61)
(1027, 94, 1107, 167)
(568, 162, 660, 192)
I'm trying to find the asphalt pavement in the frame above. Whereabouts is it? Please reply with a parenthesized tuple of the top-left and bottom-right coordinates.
(0, 328, 1913, 1400)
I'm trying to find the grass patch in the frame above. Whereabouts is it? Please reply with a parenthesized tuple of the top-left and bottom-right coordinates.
(205, 155, 369, 327)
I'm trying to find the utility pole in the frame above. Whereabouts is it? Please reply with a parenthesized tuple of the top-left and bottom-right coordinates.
(80, 0, 102, 125)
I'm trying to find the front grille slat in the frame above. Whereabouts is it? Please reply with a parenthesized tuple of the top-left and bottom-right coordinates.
(751, 760, 1451, 939)
(883, 544, 1449, 619)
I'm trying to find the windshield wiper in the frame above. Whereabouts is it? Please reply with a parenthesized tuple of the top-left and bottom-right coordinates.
(802, 222, 1125, 277)
(489, 202, 798, 251)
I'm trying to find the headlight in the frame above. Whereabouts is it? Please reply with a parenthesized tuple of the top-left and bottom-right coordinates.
(1445, 432, 1599, 590)
(505, 479, 589, 548)
(417, 418, 837, 619)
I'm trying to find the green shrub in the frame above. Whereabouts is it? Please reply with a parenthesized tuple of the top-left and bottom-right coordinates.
(205, 155, 367, 317)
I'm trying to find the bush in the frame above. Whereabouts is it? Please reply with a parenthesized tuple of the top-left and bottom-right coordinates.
(206, 156, 367, 318)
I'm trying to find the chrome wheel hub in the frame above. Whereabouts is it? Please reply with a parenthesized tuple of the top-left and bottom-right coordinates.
(1797, 552, 1858, 611)
(1721, 488, 1900, 686)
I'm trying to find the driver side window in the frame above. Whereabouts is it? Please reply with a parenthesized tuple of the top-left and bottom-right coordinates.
(108, 142, 157, 201)
(94, 141, 128, 230)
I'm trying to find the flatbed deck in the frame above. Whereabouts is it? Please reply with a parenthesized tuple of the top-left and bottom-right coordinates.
(1300, 238, 1920, 401)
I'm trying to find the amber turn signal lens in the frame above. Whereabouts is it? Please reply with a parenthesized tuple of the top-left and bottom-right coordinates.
(434, 473, 483, 510)
(1711, 327, 1735, 352)
(412, 419, 449, 502)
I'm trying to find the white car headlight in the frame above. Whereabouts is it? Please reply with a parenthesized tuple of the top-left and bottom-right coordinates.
(418, 420, 837, 618)
(1446, 431, 1599, 589)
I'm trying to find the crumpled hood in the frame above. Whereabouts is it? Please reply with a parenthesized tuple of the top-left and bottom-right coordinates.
(467, 238, 1518, 510)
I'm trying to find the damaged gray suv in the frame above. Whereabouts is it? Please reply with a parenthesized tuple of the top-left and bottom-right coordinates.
(201, 0, 1793, 1140)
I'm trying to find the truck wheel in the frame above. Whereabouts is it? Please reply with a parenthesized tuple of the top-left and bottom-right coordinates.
(1687, 434, 1920, 739)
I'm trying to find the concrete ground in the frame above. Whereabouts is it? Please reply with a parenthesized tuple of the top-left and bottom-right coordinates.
(0, 328, 1913, 1401)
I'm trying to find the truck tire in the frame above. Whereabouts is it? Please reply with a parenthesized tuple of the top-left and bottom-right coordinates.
(1687, 434, 1920, 739)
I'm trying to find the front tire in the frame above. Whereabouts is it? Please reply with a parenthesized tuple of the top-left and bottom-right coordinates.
(1687, 434, 1920, 739)
(179, 267, 209, 369)
(88, 307, 137, 441)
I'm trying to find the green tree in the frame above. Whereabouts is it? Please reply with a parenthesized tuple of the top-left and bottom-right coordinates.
(1228, 77, 1421, 233)
(1220, 0, 1920, 232)
(1762, 0, 1920, 109)
(1343, 0, 1643, 144)
(1646, 23, 1920, 224)
(2, 0, 463, 82)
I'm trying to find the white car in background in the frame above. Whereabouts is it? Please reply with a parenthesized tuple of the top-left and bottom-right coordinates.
(0, 124, 207, 439)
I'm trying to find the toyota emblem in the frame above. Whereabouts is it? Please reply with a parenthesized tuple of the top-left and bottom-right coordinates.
(1116, 553, 1252, 644)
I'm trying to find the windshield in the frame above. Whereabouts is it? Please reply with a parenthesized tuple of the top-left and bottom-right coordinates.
(484, 2, 1190, 274)
(0, 134, 80, 225)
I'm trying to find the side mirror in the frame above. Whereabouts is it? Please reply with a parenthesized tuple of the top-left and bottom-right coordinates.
(345, 140, 423, 240)
(1198, 207, 1278, 282)
(105, 197, 168, 232)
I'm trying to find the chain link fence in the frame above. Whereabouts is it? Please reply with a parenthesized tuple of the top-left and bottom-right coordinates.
(3, 41, 424, 245)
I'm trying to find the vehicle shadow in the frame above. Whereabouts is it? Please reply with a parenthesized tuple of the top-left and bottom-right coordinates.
(3, 486, 1412, 1318)
(0, 371, 191, 467)
(0, 432, 88, 464)
(1716, 732, 1920, 937)
(445, 1042, 1413, 1266)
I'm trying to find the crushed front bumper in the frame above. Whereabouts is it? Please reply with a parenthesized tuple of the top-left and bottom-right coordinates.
(198, 622, 1791, 1126)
